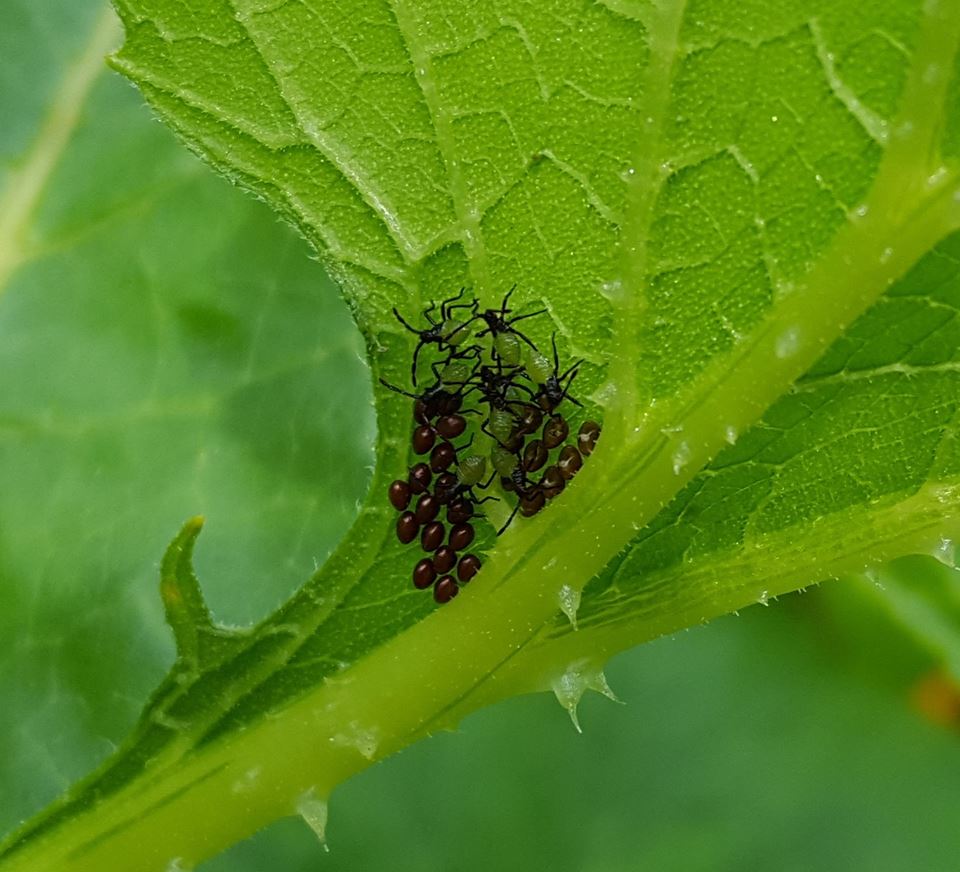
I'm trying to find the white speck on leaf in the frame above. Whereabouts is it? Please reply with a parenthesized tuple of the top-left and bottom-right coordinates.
(775, 327, 800, 359)
(672, 440, 691, 474)
(558, 584, 581, 629)
(932, 536, 955, 568)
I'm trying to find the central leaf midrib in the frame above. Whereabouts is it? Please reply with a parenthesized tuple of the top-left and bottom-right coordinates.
(476, 481, 960, 712)
(608, 0, 690, 425)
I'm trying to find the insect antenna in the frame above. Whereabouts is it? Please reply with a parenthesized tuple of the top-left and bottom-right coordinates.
(379, 377, 418, 400)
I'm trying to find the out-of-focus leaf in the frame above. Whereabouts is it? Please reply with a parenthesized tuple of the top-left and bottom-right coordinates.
(0, 0, 372, 845)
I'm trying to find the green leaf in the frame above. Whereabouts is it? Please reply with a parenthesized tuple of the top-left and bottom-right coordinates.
(875, 560, 960, 682)
(831, 556, 960, 689)
(4, 0, 960, 869)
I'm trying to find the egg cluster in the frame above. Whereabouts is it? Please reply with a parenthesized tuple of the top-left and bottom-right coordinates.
(385, 289, 600, 604)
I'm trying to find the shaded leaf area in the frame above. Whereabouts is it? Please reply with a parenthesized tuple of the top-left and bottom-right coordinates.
(844, 556, 960, 694)
(0, 4, 373, 839)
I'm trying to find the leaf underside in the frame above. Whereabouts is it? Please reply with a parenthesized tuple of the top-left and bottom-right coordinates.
(4, 0, 960, 869)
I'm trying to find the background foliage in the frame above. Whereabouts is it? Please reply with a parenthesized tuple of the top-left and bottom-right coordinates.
(2, 1, 960, 869)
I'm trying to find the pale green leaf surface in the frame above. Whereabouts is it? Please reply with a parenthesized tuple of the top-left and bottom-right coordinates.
(5, 0, 960, 869)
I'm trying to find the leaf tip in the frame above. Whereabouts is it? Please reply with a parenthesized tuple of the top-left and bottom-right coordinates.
(160, 516, 212, 664)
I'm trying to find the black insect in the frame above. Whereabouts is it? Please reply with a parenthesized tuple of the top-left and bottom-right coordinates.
(466, 363, 535, 416)
(380, 379, 476, 468)
(412, 424, 436, 455)
(527, 335, 583, 412)
(432, 472, 459, 505)
(434, 472, 497, 512)
(429, 441, 457, 472)
(496, 465, 546, 534)
(433, 545, 458, 573)
(446, 498, 474, 524)
(379, 378, 464, 423)
(435, 413, 467, 439)
(413, 558, 436, 589)
(413, 493, 440, 524)
(421, 520, 445, 552)
(512, 403, 543, 436)
(521, 439, 548, 472)
(392, 288, 479, 385)
(475, 286, 546, 358)
(388, 479, 412, 511)
(557, 444, 583, 480)
(542, 415, 569, 450)
(408, 462, 432, 494)
(448, 522, 475, 551)
(539, 465, 565, 499)
(397, 512, 418, 544)
(505, 463, 539, 499)
(457, 554, 481, 583)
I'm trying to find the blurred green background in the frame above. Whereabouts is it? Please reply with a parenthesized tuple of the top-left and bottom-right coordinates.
(2, 3, 959, 870)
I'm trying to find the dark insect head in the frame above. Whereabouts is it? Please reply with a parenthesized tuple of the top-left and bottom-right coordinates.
(528, 334, 583, 412)
(392, 287, 480, 385)
(378, 379, 465, 424)
(465, 362, 534, 414)
(475, 285, 547, 354)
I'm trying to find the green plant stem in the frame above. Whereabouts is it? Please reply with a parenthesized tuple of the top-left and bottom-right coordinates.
(484, 480, 960, 708)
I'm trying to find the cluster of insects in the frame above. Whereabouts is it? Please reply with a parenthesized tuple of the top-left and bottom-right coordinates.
(385, 288, 601, 604)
